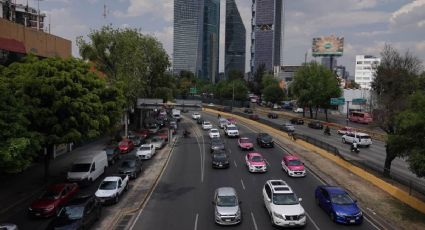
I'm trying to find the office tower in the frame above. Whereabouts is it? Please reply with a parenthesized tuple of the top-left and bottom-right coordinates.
(225, 0, 246, 80)
(251, 0, 285, 73)
(354, 55, 381, 89)
(201, 0, 220, 82)
(173, 0, 203, 76)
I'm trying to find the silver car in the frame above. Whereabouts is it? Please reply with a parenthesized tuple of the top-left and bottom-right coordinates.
(281, 123, 295, 132)
(213, 187, 242, 225)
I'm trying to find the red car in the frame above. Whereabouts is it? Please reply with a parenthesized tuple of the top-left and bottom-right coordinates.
(281, 155, 306, 177)
(238, 137, 254, 150)
(249, 114, 259, 120)
(135, 129, 150, 139)
(119, 139, 135, 153)
(157, 128, 169, 141)
(28, 183, 79, 217)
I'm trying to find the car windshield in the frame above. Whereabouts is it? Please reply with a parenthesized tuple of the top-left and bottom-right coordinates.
(273, 193, 299, 205)
(213, 153, 227, 160)
(152, 138, 162, 143)
(70, 163, 91, 172)
(251, 156, 263, 162)
(121, 160, 135, 168)
(211, 129, 218, 133)
(140, 146, 151, 151)
(99, 181, 117, 190)
(261, 135, 272, 140)
(288, 160, 302, 166)
(217, 195, 237, 207)
(204, 122, 211, 125)
(240, 138, 251, 143)
(119, 141, 128, 146)
(331, 193, 355, 205)
(227, 126, 237, 130)
(359, 135, 371, 140)
(58, 206, 84, 220)
(41, 190, 61, 199)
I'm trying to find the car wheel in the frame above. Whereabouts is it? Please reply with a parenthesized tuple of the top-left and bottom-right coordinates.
(270, 212, 276, 227)
(330, 212, 336, 222)
(114, 195, 119, 204)
(342, 138, 346, 143)
(315, 197, 320, 207)
(96, 208, 101, 220)
(125, 183, 129, 191)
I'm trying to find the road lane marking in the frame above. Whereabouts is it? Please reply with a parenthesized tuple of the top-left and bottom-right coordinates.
(240, 179, 246, 190)
(194, 213, 199, 230)
(250, 212, 259, 230)
(305, 211, 320, 230)
(233, 160, 237, 167)
(229, 148, 232, 153)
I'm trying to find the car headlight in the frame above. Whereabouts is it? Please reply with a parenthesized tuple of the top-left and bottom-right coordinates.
(299, 212, 306, 218)
(335, 211, 345, 217)
(236, 209, 241, 217)
(273, 212, 284, 219)
(215, 210, 221, 217)
(357, 211, 363, 216)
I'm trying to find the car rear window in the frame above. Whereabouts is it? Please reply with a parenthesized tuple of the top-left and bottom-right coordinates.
(360, 135, 371, 139)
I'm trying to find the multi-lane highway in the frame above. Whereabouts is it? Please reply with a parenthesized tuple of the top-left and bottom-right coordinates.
(252, 112, 425, 193)
(131, 112, 379, 230)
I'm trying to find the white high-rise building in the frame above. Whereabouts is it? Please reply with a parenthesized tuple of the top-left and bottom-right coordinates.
(354, 55, 380, 89)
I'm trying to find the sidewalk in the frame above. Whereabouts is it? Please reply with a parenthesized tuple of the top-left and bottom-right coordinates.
(0, 137, 109, 221)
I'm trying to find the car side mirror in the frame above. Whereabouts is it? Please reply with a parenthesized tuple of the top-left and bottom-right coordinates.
(298, 198, 303, 202)
(267, 197, 271, 202)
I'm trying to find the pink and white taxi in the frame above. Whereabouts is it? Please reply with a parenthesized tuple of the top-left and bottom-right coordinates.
(238, 137, 254, 150)
(281, 155, 306, 177)
(245, 152, 267, 173)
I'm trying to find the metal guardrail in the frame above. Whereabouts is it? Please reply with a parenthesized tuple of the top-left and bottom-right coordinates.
(212, 107, 425, 198)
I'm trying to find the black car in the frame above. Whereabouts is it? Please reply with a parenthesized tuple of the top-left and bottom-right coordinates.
(308, 121, 323, 129)
(249, 114, 259, 120)
(290, 117, 304, 125)
(210, 138, 225, 153)
(267, 112, 278, 119)
(197, 118, 204, 125)
(118, 157, 142, 179)
(46, 195, 101, 230)
(104, 145, 121, 165)
(211, 150, 230, 169)
(256, 133, 274, 148)
(244, 108, 253, 114)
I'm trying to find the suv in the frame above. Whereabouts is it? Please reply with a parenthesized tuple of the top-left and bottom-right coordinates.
(46, 195, 101, 230)
(218, 118, 229, 128)
(224, 124, 239, 137)
(263, 180, 306, 227)
(342, 132, 372, 147)
(192, 112, 201, 120)
(213, 187, 241, 225)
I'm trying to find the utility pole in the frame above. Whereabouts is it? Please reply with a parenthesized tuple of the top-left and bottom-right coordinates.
(231, 81, 235, 109)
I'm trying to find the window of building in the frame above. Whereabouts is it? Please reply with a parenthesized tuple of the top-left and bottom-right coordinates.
(356, 61, 363, 64)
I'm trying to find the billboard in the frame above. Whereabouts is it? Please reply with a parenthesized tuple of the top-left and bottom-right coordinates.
(312, 35, 344, 57)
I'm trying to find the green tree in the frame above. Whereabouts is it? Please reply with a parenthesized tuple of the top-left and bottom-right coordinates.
(388, 92, 425, 177)
(253, 63, 266, 95)
(261, 73, 279, 89)
(371, 44, 423, 177)
(263, 84, 285, 104)
(3, 57, 125, 178)
(0, 76, 40, 173)
(228, 69, 244, 81)
(290, 62, 341, 119)
(153, 87, 173, 102)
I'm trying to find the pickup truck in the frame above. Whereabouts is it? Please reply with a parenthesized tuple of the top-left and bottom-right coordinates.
(95, 175, 129, 204)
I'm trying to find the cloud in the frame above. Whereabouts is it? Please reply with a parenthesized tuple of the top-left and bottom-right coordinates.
(113, 0, 173, 22)
(416, 41, 425, 51)
(148, 26, 173, 56)
(390, 0, 425, 29)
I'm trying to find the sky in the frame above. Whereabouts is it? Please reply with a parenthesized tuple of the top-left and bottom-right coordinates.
(19, 0, 425, 76)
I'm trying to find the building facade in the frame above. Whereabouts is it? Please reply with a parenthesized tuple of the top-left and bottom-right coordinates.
(173, 0, 204, 76)
(0, 0, 46, 31)
(251, 0, 285, 74)
(201, 0, 220, 83)
(225, 0, 246, 80)
(354, 55, 380, 89)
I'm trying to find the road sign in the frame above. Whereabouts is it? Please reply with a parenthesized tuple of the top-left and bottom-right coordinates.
(190, 87, 197, 94)
(330, 97, 345, 105)
(352, 98, 367, 105)
(137, 98, 163, 109)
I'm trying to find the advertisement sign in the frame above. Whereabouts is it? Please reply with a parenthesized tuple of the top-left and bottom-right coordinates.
(312, 35, 344, 57)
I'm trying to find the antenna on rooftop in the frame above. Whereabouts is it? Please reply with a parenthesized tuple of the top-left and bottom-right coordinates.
(103, 3, 107, 18)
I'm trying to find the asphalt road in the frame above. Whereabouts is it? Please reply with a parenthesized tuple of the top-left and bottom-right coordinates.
(132, 112, 379, 230)
(4, 146, 155, 230)
(254, 112, 425, 193)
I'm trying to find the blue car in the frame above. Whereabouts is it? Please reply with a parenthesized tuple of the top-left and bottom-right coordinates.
(315, 186, 363, 224)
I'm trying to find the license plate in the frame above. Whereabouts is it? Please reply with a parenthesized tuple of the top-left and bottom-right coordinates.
(350, 220, 355, 223)
(289, 222, 295, 225)
(225, 219, 231, 222)
(35, 213, 40, 216)
(219, 164, 222, 167)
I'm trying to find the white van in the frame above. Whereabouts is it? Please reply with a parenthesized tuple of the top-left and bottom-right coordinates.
(67, 151, 108, 185)
(172, 109, 181, 121)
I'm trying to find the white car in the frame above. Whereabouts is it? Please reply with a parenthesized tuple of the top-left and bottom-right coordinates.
(136, 144, 156, 160)
(293, 107, 304, 113)
(342, 132, 372, 147)
(218, 118, 229, 128)
(95, 175, 129, 204)
(209, 128, 220, 138)
(224, 124, 239, 137)
(263, 180, 306, 227)
(192, 112, 201, 120)
(202, 121, 213, 130)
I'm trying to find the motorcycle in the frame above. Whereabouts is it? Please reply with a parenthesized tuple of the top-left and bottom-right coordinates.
(323, 129, 331, 136)
(350, 144, 360, 153)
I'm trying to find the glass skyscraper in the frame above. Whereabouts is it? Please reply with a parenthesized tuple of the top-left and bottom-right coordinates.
(251, 0, 285, 73)
(173, 0, 203, 76)
(173, 0, 220, 83)
(201, 0, 220, 82)
(225, 0, 246, 79)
